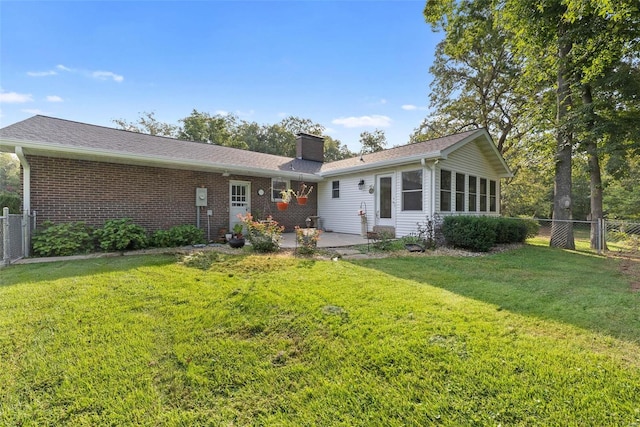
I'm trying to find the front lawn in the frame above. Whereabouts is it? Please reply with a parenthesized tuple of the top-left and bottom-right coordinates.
(1, 245, 639, 425)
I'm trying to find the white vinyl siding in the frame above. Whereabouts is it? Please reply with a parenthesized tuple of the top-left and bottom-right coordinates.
(436, 139, 501, 216)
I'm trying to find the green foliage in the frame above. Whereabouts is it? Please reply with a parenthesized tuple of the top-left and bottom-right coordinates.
(94, 218, 148, 252)
(0, 191, 21, 214)
(518, 217, 541, 238)
(372, 230, 395, 251)
(239, 213, 284, 253)
(494, 217, 528, 244)
(151, 224, 205, 248)
(443, 216, 532, 251)
(442, 216, 497, 252)
(112, 111, 178, 137)
(295, 227, 321, 255)
(359, 129, 387, 154)
(31, 221, 94, 257)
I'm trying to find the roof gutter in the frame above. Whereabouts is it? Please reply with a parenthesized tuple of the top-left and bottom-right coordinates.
(319, 152, 443, 177)
(14, 146, 30, 215)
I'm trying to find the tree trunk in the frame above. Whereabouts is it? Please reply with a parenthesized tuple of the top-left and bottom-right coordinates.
(582, 84, 607, 251)
(550, 23, 575, 250)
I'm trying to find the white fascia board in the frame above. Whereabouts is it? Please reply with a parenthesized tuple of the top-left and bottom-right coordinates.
(2, 138, 318, 181)
(319, 152, 442, 178)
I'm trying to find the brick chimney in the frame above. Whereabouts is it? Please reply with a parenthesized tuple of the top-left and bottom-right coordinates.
(296, 133, 324, 163)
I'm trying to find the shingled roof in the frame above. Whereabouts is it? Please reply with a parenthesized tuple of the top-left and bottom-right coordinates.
(0, 116, 322, 180)
(0, 115, 511, 178)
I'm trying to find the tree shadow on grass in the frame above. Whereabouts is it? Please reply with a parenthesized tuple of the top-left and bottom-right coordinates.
(349, 244, 640, 343)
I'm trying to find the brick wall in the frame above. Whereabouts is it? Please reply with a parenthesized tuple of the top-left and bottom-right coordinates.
(25, 156, 317, 235)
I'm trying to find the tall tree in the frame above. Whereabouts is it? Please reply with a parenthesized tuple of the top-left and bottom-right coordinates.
(179, 110, 247, 149)
(359, 129, 387, 154)
(112, 111, 178, 137)
(423, 0, 530, 156)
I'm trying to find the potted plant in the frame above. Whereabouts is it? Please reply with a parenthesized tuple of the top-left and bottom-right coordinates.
(228, 223, 245, 248)
(277, 188, 294, 211)
(295, 183, 313, 205)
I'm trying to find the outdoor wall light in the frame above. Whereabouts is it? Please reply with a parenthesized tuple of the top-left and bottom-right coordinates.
(358, 179, 365, 190)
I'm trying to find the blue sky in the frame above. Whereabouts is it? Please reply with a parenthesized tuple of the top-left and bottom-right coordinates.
(0, 1, 442, 152)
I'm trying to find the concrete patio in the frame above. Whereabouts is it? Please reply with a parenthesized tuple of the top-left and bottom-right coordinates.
(279, 231, 368, 248)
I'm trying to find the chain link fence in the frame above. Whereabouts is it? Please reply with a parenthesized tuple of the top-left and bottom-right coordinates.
(1, 208, 33, 267)
(528, 218, 640, 255)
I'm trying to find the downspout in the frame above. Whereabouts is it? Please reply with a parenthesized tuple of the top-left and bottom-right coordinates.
(15, 147, 31, 257)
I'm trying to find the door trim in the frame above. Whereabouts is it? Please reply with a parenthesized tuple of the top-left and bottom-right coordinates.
(229, 180, 251, 230)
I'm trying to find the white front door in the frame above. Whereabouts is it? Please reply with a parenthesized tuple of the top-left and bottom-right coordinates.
(229, 181, 251, 231)
(376, 174, 394, 227)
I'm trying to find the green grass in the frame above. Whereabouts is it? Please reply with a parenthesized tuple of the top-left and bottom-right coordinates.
(1, 247, 639, 426)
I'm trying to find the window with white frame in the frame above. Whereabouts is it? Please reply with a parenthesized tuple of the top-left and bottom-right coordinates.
(480, 178, 488, 211)
(489, 180, 497, 212)
(455, 172, 465, 212)
(332, 180, 340, 198)
(468, 175, 477, 212)
(271, 178, 289, 201)
(402, 170, 423, 211)
(440, 169, 452, 212)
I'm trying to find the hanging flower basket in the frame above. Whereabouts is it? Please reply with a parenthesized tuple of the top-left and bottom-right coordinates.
(276, 202, 289, 211)
(296, 196, 308, 205)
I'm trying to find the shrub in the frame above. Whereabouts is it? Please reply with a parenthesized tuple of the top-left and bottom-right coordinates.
(373, 230, 395, 251)
(32, 221, 94, 257)
(150, 229, 172, 248)
(494, 218, 528, 244)
(442, 216, 497, 252)
(151, 224, 204, 247)
(519, 217, 541, 238)
(239, 213, 284, 253)
(295, 226, 321, 255)
(94, 218, 148, 252)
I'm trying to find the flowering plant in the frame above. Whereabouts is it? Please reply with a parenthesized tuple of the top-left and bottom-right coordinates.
(358, 210, 366, 216)
(238, 213, 284, 252)
(295, 226, 321, 254)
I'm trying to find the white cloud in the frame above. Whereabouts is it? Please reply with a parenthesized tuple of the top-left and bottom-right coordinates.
(56, 64, 74, 72)
(27, 70, 57, 77)
(215, 110, 229, 116)
(331, 115, 392, 128)
(92, 71, 124, 83)
(46, 95, 64, 102)
(0, 91, 33, 103)
(401, 104, 428, 111)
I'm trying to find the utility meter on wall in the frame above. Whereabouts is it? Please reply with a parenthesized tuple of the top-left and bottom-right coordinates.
(195, 188, 208, 206)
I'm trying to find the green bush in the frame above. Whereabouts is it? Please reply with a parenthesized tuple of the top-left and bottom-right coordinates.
(442, 216, 497, 252)
(94, 218, 148, 252)
(0, 191, 21, 214)
(239, 213, 284, 253)
(443, 216, 532, 251)
(150, 229, 172, 248)
(151, 224, 204, 247)
(519, 217, 541, 238)
(32, 221, 94, 257)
